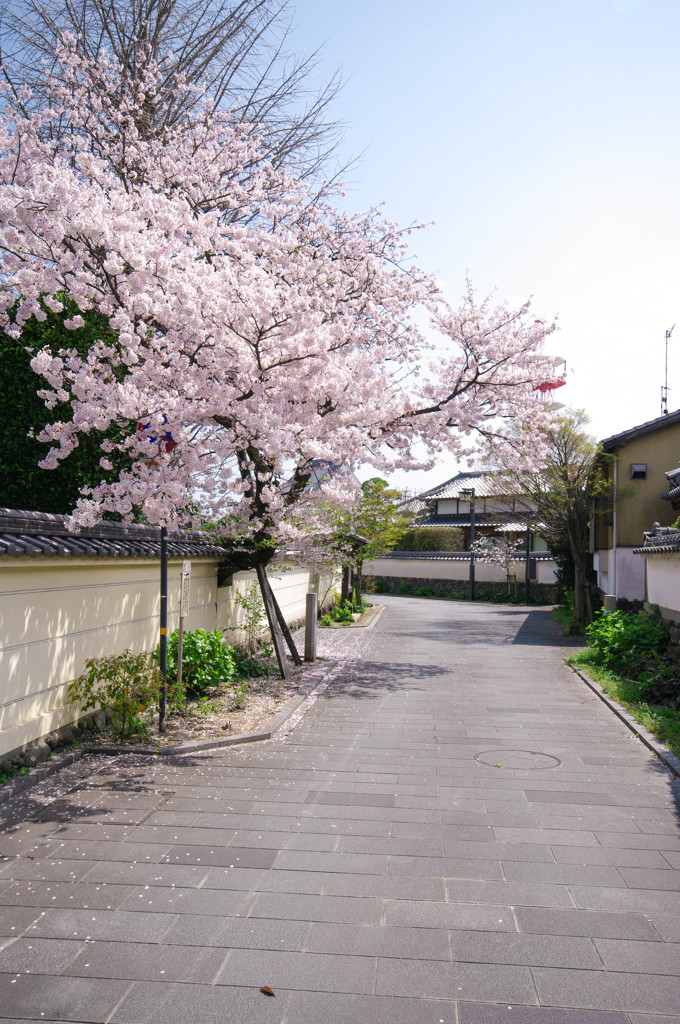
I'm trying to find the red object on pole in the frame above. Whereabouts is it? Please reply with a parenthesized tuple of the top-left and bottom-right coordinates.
(532, 379, 567, 393)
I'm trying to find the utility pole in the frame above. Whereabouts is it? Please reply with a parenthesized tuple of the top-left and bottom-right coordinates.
(462, 488, 476, 601)
(662, 325, 675, 415)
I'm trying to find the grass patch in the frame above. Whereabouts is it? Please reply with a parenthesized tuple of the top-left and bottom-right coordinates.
(552, 603, 585, 636)
(567, 648, 680, 759)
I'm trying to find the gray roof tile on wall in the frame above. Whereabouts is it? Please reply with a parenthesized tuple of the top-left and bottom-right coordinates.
(0, 508, 227, 560)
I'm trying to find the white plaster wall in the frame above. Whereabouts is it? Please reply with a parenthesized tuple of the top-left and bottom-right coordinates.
(0, 558, 217, 757)
(0, 558, 332, 758)
(644, 555, 680, 617)
(594, 548, 646, 602)
(364, 556, 556, 585)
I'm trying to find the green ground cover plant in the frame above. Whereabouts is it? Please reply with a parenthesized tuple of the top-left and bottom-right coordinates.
(567, 608, 680, 758)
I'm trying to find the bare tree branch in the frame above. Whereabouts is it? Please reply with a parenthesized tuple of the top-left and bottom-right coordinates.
(0, 0, 347, 178)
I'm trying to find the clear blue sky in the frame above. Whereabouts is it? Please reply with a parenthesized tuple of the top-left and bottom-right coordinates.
(290, 0, 680, 490)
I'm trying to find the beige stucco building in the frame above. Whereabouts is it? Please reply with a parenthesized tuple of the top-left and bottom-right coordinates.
(593, 410, 680, 601)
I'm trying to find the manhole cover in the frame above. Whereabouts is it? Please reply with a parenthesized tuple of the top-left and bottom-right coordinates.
(475, 749, 561, 770)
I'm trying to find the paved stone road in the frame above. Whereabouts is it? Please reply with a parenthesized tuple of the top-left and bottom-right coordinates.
(0, 596, 679, 1023)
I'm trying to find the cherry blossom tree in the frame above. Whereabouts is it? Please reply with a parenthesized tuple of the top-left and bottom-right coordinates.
(0, 45, 559, 667)
(471, 536, 522, 594)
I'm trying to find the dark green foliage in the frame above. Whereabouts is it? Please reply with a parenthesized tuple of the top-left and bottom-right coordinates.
(0, 300, 128, 514)
(372, 578, 388, 593)
(165, 628, 236, 699)
(394, 526, 464, 552)
(585, 610, 669, 678)
(584, 610, 680, 710)
(232, 649, 270, 678)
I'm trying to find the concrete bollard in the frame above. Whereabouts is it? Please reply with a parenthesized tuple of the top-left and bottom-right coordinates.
(305, 592, 318, 661)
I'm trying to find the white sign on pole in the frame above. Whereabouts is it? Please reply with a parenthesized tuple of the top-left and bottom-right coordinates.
(180, 561, 191, 615)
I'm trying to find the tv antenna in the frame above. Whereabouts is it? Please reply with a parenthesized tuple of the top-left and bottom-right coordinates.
(662, 325, 675, 415)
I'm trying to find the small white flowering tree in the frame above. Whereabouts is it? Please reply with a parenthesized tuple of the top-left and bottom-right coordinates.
(471, 536, 522, 594)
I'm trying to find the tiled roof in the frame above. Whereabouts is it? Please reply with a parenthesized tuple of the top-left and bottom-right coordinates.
(600, 409, 680, 451)
(418, 470, 514, 500)
(374, 550, 554, 561)
(418, 512, 513, 528)
(633, 523, 680, 556)
(0, 508, 228, 560)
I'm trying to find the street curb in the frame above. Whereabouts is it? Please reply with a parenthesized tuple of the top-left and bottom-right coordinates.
(0, 748, 88, 808)
(567, 660, 680, 778)
(0, 659, 342, 806)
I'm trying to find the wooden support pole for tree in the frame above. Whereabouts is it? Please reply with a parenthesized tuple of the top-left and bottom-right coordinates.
(255, 562, 291, 680)
(271, 586, 302, 665)
(158, 526, 168, 732)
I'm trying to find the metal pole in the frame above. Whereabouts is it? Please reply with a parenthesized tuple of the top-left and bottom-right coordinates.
(524, 526, 531, 604)
(305, 592, 318, 661)
(469, 490, 476, 601)
(158, 526, 168, 732)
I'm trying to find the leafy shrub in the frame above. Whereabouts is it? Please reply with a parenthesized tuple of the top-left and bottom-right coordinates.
(397, 582, 411, 595)
(69, 650, 159, 742)
(372, 578, 388, 594)
(585, 610, 670, 679)
(232, 649, 270, 678)
(414, 585, 433, 597)
(320, 600, 355, 625)
(234, 583, 269, 653)
(165, 629, 236, 699)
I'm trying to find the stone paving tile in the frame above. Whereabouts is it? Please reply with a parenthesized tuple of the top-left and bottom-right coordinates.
(285, 991, 458, 1024)
(0, 972, 131, 1022)
(202, 866, 326, 894)
(273, 850, 388, 874)
(28, 907, 176, 942)
(110, 979, 288, 1024)
(384, 900, 516, 931)
(595, 937, 680, 975)
(552, 845, 671, 868)
(618, 866, 680, 889)
(162, 913, 311, 950)
(306, 921, 451, 959)
(645, 915, 680, 941)
(570, 884, 680, 915)
(0, 935, 85, 974)
(449, 929, 601, 968)
(249, 891, 384, 925)
(0, 856, 95, 882)
(514, 905, 662, 939)
(1, 879, 136, 910)
(445, 878, 575, 908)
(375, 956, 537, 1003)
(119, 884, 254, 916)
(457, 1004, 630, 1024)
(0, 903, 42, 939)
(216, 947, 376, 994)
(64, 938, 227, 982)
(321, 872, 446, 900)
(161, 843, 278, 868)
(532, 966, 680, 1014)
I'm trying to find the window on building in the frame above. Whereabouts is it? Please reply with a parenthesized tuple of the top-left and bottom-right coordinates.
(630, 463, 647, 480)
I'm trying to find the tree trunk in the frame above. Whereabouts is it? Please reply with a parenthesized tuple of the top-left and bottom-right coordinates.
(340, 565, 351, 604)
(573, 560, 586, 625)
